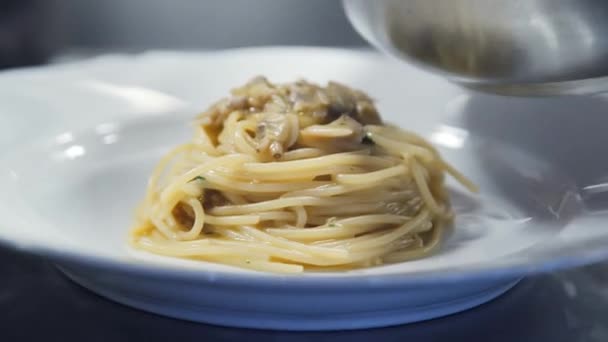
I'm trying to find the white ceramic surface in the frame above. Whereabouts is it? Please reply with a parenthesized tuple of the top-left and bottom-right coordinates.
(0, 48, 607, 330)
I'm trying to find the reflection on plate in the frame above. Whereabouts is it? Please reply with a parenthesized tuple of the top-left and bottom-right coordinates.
(0, 48, 607, 330)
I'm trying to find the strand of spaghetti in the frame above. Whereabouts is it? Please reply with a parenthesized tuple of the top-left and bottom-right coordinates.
(135, 238, 311, 272)
(144, 143, 195, 204)
(215, 227, 256, 241)
(191, 125, 217, 153)
(150, 214, 180, 240)
(233, 121, 258, 155)
(147, 235, 348, 267)
(372, 125, 477, 193)
(159, 154, 252, 204)
(411, 160, 444, 216)
(238, 226, 349, 260)
(157, 195, 182, 219)
(382, 224, 444, 263)
(307, 203, 385, 216)
(367, 125, 440, 154)
(174, 198, 206, 240)
(317, 210, 430, 252)
(335, 164, 408, 185)
(282, 178, 403, 198)
(338, 214, 413, 225)
(281, 148, 325, 161)
(209, 190, 412, 216)
(204, 214, 260, 226)
(367, 131, 435, 162)
(208, 239, 349, 266)
(203, 171, 331, 194)
(181, 182, 203, 197)
(298, 216, 332, 226)
(439, 159, 479, 193)
(265, 214, 417, 241)
(158, 205, 178, 228)
(300, 125, 356, 137)
(342, 240, 417, 263)
(241, 151, 396, 174)
(235, 260, 303, 273)
(209, 196, 318, 215)
(231, 164, 366, 182)
(188, 151, 215, 164)
(293, 206, 307, 228)
(257, 211, 296, 222)
(180, 253, 303, 273)
(220, 191, 248, 205)
(135, 237, 265, 258)
(165, 153, 198, 186)
(216, 112, 241, 152)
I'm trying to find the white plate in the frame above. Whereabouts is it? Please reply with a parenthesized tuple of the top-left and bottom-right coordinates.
(1, 48, 608, 330)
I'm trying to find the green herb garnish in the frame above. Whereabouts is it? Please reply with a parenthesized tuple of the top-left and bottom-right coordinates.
(190, 176, 205, 182)
(362, 133, 374, 145)
(327, 217, 337, 227)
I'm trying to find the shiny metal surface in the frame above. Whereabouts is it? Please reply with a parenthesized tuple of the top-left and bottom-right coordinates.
(344, 0, 608, 95)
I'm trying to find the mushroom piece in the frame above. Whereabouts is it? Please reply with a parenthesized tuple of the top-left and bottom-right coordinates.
(325, 82, 382, 125)
(254, 113, 299, 160)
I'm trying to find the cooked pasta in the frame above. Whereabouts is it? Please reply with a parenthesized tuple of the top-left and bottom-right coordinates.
(129, 77, 477, 273)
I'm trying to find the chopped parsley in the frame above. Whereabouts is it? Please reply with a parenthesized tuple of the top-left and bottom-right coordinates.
(190, 176, 206, 182)
(362, 133, 374, 145)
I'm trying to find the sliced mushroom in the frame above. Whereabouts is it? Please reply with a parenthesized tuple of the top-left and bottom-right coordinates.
(196, 76, 382, 155)
(325, 82, 382, 125)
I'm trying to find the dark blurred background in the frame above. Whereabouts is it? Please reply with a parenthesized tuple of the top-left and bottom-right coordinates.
(0, 0, 366, 69)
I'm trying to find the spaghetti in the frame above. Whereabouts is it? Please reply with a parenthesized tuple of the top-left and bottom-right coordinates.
(130, 77, 476, 273)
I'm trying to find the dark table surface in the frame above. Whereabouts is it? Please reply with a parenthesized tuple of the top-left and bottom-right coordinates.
(2, 246, 608, 341)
